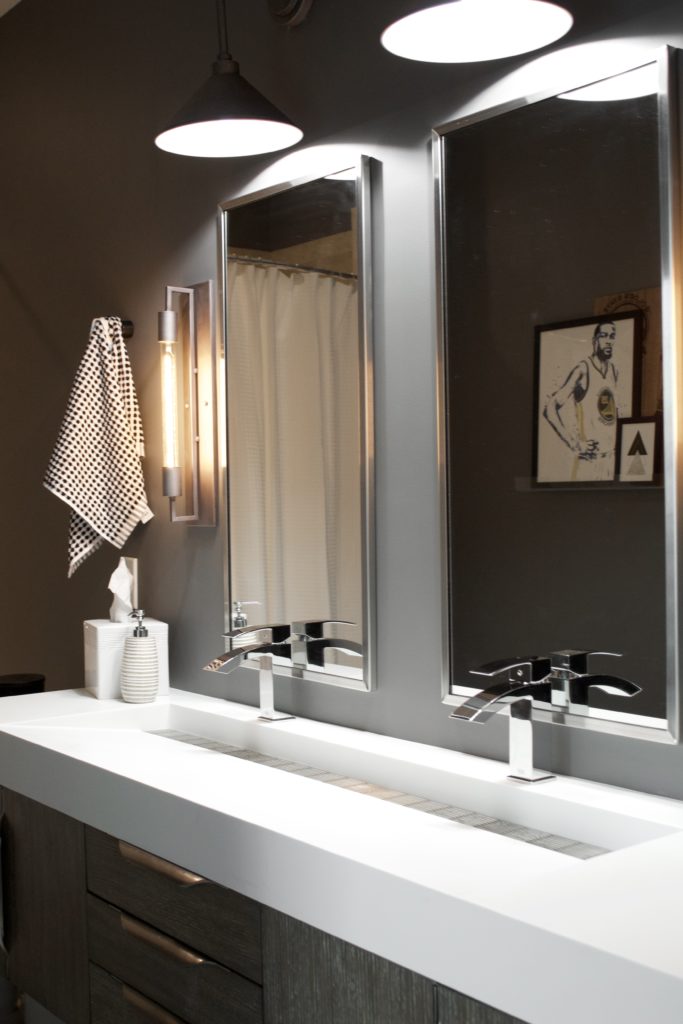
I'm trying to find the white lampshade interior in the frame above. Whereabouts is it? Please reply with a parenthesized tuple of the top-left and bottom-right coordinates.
(381, 0, 573, 63)
(155, 118, 304, 158)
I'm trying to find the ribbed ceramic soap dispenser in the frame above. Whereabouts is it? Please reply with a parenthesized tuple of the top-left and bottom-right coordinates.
(120, 608, 159, 704)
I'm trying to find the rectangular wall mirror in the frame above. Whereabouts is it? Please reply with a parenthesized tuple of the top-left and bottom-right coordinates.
(219, 157, 375, 690)
(434, 48, 683, 740)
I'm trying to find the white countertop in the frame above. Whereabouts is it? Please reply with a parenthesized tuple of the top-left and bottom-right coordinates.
(0, 688, 681, 1024)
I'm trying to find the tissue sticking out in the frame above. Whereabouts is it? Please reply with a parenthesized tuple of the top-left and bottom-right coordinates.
(108, 557, 139, 623)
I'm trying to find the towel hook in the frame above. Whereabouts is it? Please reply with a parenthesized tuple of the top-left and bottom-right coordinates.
(121, 319, 134, 339)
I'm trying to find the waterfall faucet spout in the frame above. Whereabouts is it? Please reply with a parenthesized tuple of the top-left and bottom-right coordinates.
(203, 625, 295, 721)
(451, 657, 554, 783)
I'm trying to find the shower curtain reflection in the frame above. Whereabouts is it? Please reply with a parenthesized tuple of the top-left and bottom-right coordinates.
(228, 262, 362, 655)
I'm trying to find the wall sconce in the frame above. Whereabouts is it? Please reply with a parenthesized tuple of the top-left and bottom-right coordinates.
(158, 281, 217, 525)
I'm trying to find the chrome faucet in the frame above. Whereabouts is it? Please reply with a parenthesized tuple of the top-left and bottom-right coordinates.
(451, 651, 642, 783)
(203, 623, 295, 721)
(451, 657, 554, 782)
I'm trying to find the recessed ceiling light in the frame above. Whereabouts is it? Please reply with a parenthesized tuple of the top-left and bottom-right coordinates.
(559, 62, 658, 102)
(380, 0, 573, 64)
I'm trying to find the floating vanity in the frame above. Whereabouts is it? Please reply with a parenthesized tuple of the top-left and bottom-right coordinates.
(0, 688, 682, 1024)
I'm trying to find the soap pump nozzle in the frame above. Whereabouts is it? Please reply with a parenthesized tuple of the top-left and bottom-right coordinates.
(131, 608, 149, 638)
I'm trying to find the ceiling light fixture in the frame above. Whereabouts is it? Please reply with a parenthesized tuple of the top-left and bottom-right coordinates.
(155, 0, 303, 158)
(380, 0, 573, 64)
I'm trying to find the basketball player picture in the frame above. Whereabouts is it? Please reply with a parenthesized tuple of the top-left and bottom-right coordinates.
(535, 312, 641, 484)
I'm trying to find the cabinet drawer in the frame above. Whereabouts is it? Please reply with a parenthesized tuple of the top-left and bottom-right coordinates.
(88, 894, 263, 1024)
(90, 963, 190, 1024)
(85, 827, 261, 982)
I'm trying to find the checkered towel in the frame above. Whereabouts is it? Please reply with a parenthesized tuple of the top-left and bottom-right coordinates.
(44, 316, 153, 577)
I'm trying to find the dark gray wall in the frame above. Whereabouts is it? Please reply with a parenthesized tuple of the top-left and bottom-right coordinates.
(1, 0, 683, 798)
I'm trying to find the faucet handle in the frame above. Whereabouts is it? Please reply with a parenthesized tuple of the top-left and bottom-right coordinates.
(305, 637, 363, 668)
(569, 673, 641, 714)
(224, 623, 291, 644)
(550, 649, 622, 674)
(291, 619, 355, 639)
(470, 656, 551, 684)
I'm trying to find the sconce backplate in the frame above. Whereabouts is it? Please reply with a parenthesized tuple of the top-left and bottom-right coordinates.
(268, 0, 313, 26)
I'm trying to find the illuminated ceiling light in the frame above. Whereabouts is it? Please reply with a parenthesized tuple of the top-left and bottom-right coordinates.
(155, 0, 303, 158)
(560, 62, 658, 102)
(380, 0, 573, 63)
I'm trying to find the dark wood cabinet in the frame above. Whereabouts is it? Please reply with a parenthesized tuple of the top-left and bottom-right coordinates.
(1, 789, 89, 1024)
(262, 912, 528, 1024)
(87, 894, 262, 1024)
(89, 963, 190, 1024)
(85, 828, 262, 984)
(436, 984, 527, 1024)
(0, 789, 528, 1024)
(262, 910, 434, 1024)
(84, 827, 263, 1024)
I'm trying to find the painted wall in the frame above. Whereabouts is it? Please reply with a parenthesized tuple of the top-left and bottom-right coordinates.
(1, 0, 683, 798)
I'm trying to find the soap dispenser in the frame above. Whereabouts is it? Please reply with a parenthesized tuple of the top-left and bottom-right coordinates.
(232, 600, 260, 629)
(120, 608, 159, 704)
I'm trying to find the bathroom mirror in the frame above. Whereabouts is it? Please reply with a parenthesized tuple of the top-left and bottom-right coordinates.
(219, 158, 375, 690)
(435, 48, 683, 738)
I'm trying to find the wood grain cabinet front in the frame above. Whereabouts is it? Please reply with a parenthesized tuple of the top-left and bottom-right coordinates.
(436, 984, 528, 1024)
(87, 894, 263, 1024)
(262, 910, 434, 1024)
(1, 789, 89, 1024)
(90, 962, 190, 1024)
(1, 792, 530, 1024)
(85, 827, 262, 984)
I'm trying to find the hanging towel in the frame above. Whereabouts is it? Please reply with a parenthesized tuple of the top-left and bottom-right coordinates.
(44, 316, 154, 577)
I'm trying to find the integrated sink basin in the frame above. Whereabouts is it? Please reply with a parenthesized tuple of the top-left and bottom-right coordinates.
(8, 691, 682, 856)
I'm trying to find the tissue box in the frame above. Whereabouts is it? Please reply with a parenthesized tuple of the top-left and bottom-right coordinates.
(84, 619, 169, 700)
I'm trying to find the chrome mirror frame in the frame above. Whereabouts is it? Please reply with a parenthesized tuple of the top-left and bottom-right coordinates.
(217, 156, 376, 691)
(433, 46, 683, 744)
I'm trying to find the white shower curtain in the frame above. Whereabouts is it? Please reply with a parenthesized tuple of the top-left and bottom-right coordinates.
(228, 263, 361, 636)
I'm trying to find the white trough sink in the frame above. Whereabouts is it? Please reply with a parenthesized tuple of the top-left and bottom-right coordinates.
(14, 692, 683, 855)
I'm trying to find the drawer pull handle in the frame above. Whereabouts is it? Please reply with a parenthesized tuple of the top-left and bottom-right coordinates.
(123, 984, 183, 1024)
(121, 913, 205, 966)
(118, 840, 206, 887)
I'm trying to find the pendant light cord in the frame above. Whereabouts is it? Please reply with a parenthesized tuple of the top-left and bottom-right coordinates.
(215, 0, 232, 60)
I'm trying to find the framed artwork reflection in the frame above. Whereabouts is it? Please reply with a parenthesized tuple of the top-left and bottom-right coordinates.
(534, 311, 643, 485)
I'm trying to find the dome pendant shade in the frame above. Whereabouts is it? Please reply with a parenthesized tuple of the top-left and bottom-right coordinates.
(381, 0, 573, 63)
(155, 60, 303, 158)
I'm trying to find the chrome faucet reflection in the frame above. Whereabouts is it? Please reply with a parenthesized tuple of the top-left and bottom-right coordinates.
(290, 619, 362, 675)
(204, 620, 360, 720)
(451, 651, 641, 783)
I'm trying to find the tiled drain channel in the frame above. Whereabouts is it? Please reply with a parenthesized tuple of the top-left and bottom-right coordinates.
(149, 729, 607, 860)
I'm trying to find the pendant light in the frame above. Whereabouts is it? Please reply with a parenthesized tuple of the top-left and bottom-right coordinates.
(155, 0, 303, 158)
(380, 0, 573, 64)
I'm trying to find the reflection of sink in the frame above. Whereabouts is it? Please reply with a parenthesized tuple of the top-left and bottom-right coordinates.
(18, 695, 682, 855)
